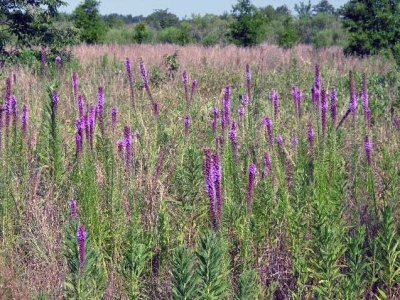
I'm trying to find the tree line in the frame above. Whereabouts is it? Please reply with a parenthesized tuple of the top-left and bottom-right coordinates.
(0, 0, 399, 64)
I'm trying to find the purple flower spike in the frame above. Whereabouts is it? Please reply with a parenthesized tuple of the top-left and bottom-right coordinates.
(55, 56, 62, 65)
(364, 135, 372, 166)
(271, 90, 279, 118)
(238, 105, 245, 120)
(349, 71, 357, 125)
(247, 163, 256, 217)
(5, 77, 11, 102)
(330, 88, 337, 126)
(204, 149, 216, 230)
(77, 95, 84, 118)
(264, 117, 273, 146)
(139, 58, 154, 103)
(97, 87, 104, 134)
(117, 139, 124, 154)
(184, 115, 190, 136)
(275, 135, 284, 146)
(393, 117, 400, 130)
(182, 69, 189, 105)
(211, 107, 219, 135)
(153, 102, 159, 119)
(190, 79, 197, 103)
(75, 131, 82, 156)
(111, 107, 117, 130)
(21, 104, 28, 139)
(68, 200, 77, 220)
(0, 105, 3, 157)
(125, 58, 134, 100)
(362, 74, 370, 127)
(124, 126, 132, 168)
(88, 106, 96, 148)
(307, 122, 315, 148)
(263, 150, 272, 177)
(77, 224, 87, 270)
(212, 153, 222, 222)
(321, 88, 328, 137)
(291, 86, 302, 117)
(52, 90, 59, 113)
(11, 95, 17, 137)
(245, 64, 251, 101)
(72, 72, 78, 100)
(241, 94, 249, 106)
(223, 86, 231, 130)
(228, 120, 238, 160)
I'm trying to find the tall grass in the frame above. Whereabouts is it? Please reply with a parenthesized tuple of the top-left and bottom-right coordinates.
(0, 44, 399, 299)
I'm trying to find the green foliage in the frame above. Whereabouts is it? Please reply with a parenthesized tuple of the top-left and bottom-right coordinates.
(340, 0, 400, 61)
(229, 0, 265, 46)
(63, 223, 106, 299)
(146, 9, 180, 30)
(133, 22, 152, 44)
(277, 17, 299, 49)
(196, 231, 230, 299)
(237, 269, 262, 299)
(73, 0, 106, 44)
(171, 245, 199, 300)
(0, 0, 77, 59)
(158, 24, 191, 45)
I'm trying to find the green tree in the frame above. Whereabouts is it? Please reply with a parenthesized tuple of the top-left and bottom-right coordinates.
(0, 0, 76, 57)
(294, 1, 313, 19)
(277, 17, 299, 49)
(340, 0, 400, 57)
(146, 9, 180, 30)
(312, 0, 336, 15)
(229, 0, 265, 46)
(73, 0, 106, 44)
(133, 22, 152, 44)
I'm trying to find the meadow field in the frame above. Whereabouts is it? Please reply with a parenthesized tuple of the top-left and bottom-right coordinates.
(0, 44, 399, 299)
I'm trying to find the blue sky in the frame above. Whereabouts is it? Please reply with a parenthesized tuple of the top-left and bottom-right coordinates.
(61, 0, 348, 17)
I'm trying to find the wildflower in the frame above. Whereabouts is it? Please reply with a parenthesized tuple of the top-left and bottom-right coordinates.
(21, 104, 28, 139)
(275, 135, 284, 146)
(211, 107, 219, 135)
(271, 90, 279, 118)
(124, 126, 132, 167)
(204, 149, 216, 230)
(182, 69, 189, 104)
(77, 224, 87, 270)
(125, 58, 134, 99)
(263, 150, 272, 177)
(77, 95, 84, 118)
(72, 72, 78, 100)
(223, 86, 231, 130)
(321, 88, 328, 136)
(364, 135, 372, 166)
(184, 115, 190, 136)
(245, 64, 251, 101)
(307, 122, 315, 148)
(190, 79, 198, 103)
(68, 200, 77, 220)
(264, 117, 273, 146)
(153, 102, 158, 118)
(55, 56, 61, 65)
(362, 74, 370, 127)
(111, 107, 117, 130)
(241, 94, 249, 106)
(96, 87, 104, 134)
(117, 139, 124, 153)
(247, 163, 256, 217)
(330, 88, 337, 126)
(238, 105, 245, 120)
(212, 152, 222, 222)
(52, 90, 59, 113)
(228, 120, 238, 160)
